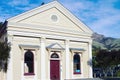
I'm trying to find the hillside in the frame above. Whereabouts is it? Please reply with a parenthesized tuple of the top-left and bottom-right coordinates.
(92, 33, 120, 50)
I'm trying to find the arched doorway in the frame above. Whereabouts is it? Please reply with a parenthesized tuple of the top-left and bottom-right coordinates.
(50, 52, 60, 80)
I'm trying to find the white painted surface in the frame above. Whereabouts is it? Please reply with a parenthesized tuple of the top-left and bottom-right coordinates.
(7, 35, 13, 80)
(65, 40, 70, 79)
(40, 37, 46, 80)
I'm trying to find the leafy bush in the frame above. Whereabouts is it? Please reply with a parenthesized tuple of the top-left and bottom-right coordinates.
(0, 42, 10, 72)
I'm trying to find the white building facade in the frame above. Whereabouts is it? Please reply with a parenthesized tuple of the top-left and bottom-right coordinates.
(0, 1, 93, 80)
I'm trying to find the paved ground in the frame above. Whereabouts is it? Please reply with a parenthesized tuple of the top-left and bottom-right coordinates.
(102, 78, 120, 80)
(65, 78, 103, 80)
(65, 78, 120, 80)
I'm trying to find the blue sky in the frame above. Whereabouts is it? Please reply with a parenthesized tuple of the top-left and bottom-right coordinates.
(0, 0, 120, 38)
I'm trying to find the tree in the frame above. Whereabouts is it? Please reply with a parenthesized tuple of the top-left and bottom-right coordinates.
(0, 22, 3, 26)
(92, 49, 120, 77)
(0, 42, 10, 72)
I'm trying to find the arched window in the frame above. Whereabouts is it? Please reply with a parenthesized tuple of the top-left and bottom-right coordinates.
(51, 52, 59, 58)
(24, 50, 34, 75)
(73, 53, 81, 74)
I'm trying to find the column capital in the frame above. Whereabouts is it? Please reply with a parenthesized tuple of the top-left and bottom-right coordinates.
(65, 39, 70, 44)
(41, 37, 46, 39)
(40, 37, 46, 43)
(88, 40, 92, 45)
(8, 35, 14, 46)
(65, 39, 69, 41)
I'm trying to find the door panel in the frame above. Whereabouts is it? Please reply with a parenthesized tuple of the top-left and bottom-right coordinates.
(50, 60, 60, 80)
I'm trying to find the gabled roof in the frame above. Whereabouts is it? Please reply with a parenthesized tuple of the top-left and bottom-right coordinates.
(7, 1, 93, 34)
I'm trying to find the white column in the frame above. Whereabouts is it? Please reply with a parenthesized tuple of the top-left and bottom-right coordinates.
(40, 37, 46, 80)
(65, 40, 70, 79)
(34, 50, 38, 80)
(7, 35, 13, 80)
(88, 41, 93, 78)
(21, 49, 24, 80)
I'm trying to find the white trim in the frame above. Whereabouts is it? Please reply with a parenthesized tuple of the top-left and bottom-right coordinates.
(48, 50, 63, 80)
(7, 35, 13, 80)
(7, 30, 92, 43)
(70, 48, 85, 52)
(46, 42, 65, 51)
(21, 48, 24, 80)
(71, 51, 83, 78)
(34, 50, 38, 80)
(7, 22, 92, 37)
(65, 40, 70, 79)
(19, 45, 38, 80)
(88, 42, 93, 78)
(40, 37, 46, 80)
(19, 44, 40, 50)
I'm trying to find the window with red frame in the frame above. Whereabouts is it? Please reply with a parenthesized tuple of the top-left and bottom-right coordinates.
(24, 50, 34, 75)
(73, 53, 81, 74)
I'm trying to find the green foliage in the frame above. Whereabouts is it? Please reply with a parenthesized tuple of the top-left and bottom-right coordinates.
(92, 33, 120, 77)
(93, 49, 120, 70)
(116, 70, 120, 77)
(92, 41, 106, 50)
(0, 22, 3, 26)
(0, 42, 10, 72)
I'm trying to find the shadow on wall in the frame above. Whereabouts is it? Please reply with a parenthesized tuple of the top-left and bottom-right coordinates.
(87, 59, 92, 67)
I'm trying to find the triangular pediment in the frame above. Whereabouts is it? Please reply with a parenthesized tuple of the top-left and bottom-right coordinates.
(7, 1, 93, 34)
(46, 43, 64, 50)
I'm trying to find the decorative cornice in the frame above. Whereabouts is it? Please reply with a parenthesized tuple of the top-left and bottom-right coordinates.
(7, 22, 92, 37)
(70, 48, 85, 53)
(19, 44, 40, 50)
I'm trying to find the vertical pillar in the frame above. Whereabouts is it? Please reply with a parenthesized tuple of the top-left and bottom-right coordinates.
(7, 35, 13, 80)
(40, 37, 46, 80)
(65, 40, 70, 79)
(34, 50, 38, 80)
(0, 71, 3, 80)
(88, 41, 93, 78)
(21, 48, 24, 80)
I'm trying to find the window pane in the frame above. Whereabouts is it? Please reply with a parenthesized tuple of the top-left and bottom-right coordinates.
(24, 50, 34, 74)
(73, 53, 81, 74)
(51, 52, 59, 58)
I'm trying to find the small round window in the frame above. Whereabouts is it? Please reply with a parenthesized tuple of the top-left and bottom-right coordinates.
(51, 15, 58, 22)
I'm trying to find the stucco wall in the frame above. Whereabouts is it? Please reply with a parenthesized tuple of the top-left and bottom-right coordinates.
(8, 36, 92, 80)
(0, 71, 6, 80)
(11, 36, 40, 80)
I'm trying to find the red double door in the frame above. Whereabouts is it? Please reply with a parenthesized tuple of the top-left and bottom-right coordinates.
(50, 60, 60, 80)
